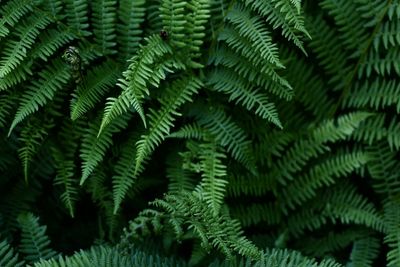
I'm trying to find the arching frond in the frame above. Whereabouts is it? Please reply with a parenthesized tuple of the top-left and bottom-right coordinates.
(70, 60, 119, 120)
(0, 13, 52, 78)
(80, 114, 130, 185)
(100, 35, 180, 133)
(9, 59, 70, 135)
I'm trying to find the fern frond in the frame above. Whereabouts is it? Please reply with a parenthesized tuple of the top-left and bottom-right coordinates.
(117, 0, 145, 61)
(196, 107, 255, 171)
(91, 0, 117, 55)
(99, 35, 177, 134)
(41, 0, 64, 18)
(299, 229, 370, 258)
(230, 203, 282, 227)
(311, 112, 372, 143)
(9, 59, 70, 135)
(112, 135, 142, 214)
(32, 245, 186, 267)
(159, 0, 187, 48)
(152, 192, 262, 259)
(167, 154, 196, 194)
(0, 238, 24, 267)
(18, 118, 51, 183)
(360, 46, 400, 77)
(227, 172, 275, 197)
(31, 28, 76, 62)
(320, 0, 369, 53)
(195, 143, 228, 215)
(306, 15, 351, 89)
(80, 114, 130, 185)
(267, 113, 370, 189)
(270, 0, 309, 34)
(145, 0, 163, 35)
(0, 92, 16, 128)
(383, 199, 400, 267)
(243, 0, 309, 53)
(349, 235, 380, 267)
(209, 46, 293, 97)
(169, 122, 209, 140)
(210, 248, 342, 267)
(0, 13, 52, 78)
(208, 68, 282, 127)
(351, 114, 391, 147)
(70, 60, 119, 120)
(367, 142, 400, 196)
(279, 150, 369, 209)
(321, 184, 385, 233)
(344, 79, 400, 112)
(52, 149, 78, 218)
(226, 4, 283, 67)
(17, 213, 57, 263)
(0, 63, 32, 92)
(185, 0, 211, 67)
(64, 0, 90, 37)
(218, 26, 281, 76)
(284, 49, 334, 120)
(373, 20, 400, 50)
(386, 116, 400, 150)
(135, 76, 202, 173)
(0, 0, 34, 39)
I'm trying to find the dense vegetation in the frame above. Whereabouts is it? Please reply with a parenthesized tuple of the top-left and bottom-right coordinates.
(0, 0, 399, 266)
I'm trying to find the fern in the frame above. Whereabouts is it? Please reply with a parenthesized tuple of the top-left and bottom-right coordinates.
(0, 0, 34, 39)
(208, 68, 282, 127)
(70, 60, 119, 120)
(9, 59, 70, 135)
(64, 0, 90, 37)
(32, 246, 186, 267)
(17, 118, 51, 183)
(100, 35, 179, 133)
(117, 0, 145, 61)
(195, 142, 228, 215)
(134, 76, 202, 174)
(17, 213, 57, 263)
(349, 236, 380, 267)
(91, 0, 117, 55)
(0, 238, 24, 267)
(80, 114, 130, 185)
(193, 107, 256, 172)
(152, 191, 262, 259)
(0, 13, 52, 78)
(112, 135, 142, 214)
(2, 0, 400, 266)
(226, 4, 283, 67)
(209, 249, 342, 267)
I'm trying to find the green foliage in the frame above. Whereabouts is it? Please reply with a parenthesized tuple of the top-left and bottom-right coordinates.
(1, 0, 400, 266)
(17, 212, 57, 263)
(31, 246, 186, 267)
(0, 238, 24, 267)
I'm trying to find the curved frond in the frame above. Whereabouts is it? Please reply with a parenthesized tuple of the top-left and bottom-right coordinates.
(9, 59, 70, 135)
(80, 114, 130, 185)
(99, 35, 178, 133)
